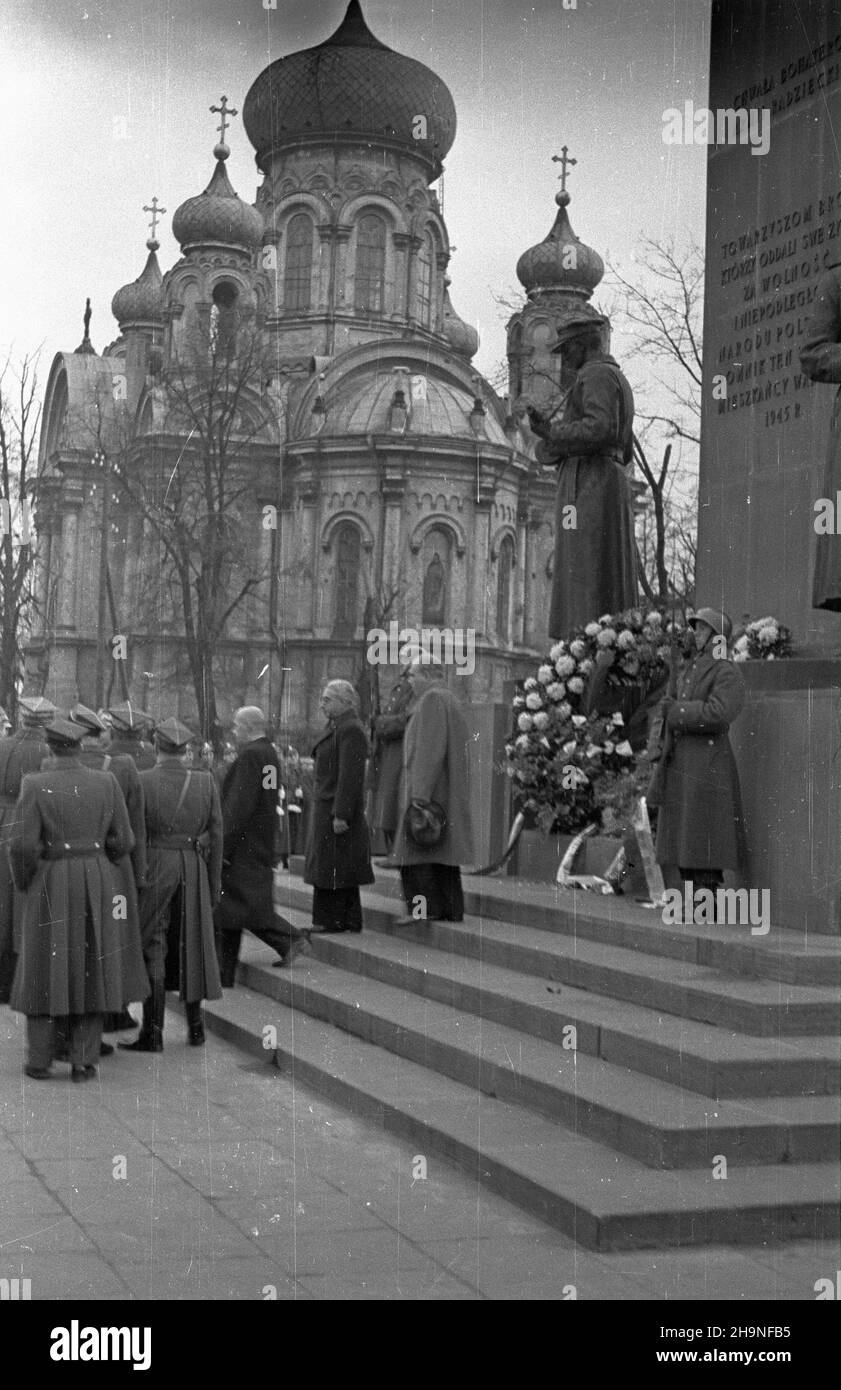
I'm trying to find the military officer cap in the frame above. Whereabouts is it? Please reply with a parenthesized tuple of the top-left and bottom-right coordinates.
(69, 704, 108, 733)
(549, 312, 608, 354)
(154, 717, 194, 753)
(44, 718, 87, 748)
(107, 701, 152, 733)
(688, 607, 732, 640)
(19, 695, 57, 723)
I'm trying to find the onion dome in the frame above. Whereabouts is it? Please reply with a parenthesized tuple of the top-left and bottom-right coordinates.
(112, 242, 164, 328)
(441, 279, 479, 359)
(516, 190, 604, 300)
(172, 144, 263, 254)
(243, 0, 456, 178)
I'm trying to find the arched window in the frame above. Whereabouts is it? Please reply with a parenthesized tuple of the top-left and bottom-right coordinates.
(355, 215, 386, 313)
(421, 527, 451, 626)
(333, 524, 361, 638)
(210, 281, 239, 356)
(284, 214, 313, 312)
(496, 535, 515, 643)
(416, 231, 434, 327)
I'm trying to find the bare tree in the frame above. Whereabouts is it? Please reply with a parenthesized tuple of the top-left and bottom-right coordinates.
(0, 351, 43, 718)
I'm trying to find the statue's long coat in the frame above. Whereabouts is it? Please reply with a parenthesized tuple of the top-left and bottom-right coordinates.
(9, 760, 149, 1016)
(139, 763, 223, 1003)
(654, 651, 747, 871)
(392, 685, 475, 868)
(0, 728, 49, 988)
(535, 353, 638, 639)
(214, 737, 280, 935)
(800, 264, 841, 610)
(304, 713, 374, 890)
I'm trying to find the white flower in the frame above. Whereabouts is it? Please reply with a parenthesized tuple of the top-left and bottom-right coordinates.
(523, 677, 538, 691)
(533, 711, 550, 731)
(562, 740, 576, 756)
(549, 642, 566, 661)
(504, 743, 514, 756)
(571, 714, 588, 728)
(569, 639, 587, 658)
(554, 655, 576, 677)
(546, 682, 566, 701)
(537, 664, 554, 684)
(596, 628, 617, 647)
(603, 740, 615, 754)
(513, 696, 525, 708)
(567, 676, 585, 694)
(578, 659, 594, 675)
(598, 613, 613, 625)
(733, 651, 747, 663)
(585, 743, 602, 759)
(617, 630, 636, 650)
(584, 622, 600, 637)
(735, 635, 750, 651)
(645, 611, 662, 625)
(611, 713, 625, 727)
(526, 692, 543, 710)
(558, 702, 572, 720)
(517, 714, 533, 732)
(615, 740, 633, 757)
(767, 653, 776, 661)
(515, 733, 530, 750)
(540, 735, 551, 747)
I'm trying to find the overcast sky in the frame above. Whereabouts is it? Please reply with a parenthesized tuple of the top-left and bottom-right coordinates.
(3, 0, 710, 387)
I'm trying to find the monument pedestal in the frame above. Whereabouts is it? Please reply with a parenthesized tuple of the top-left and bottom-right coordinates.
(732, 660, 841, 936)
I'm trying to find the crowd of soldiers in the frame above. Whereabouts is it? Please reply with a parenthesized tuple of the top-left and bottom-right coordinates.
(0, 697, 308, 1081)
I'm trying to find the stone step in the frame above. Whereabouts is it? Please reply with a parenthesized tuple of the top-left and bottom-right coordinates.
(276, 904, 840, 1100)
(233, 951, 841, 1169)
(289, 858, 841, 985)
(174, 984, 841, 1251)
(277, 878, 841, 1037)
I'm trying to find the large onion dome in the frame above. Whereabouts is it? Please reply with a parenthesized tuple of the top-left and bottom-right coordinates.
(441, 279, 479, 359)
(112, 242, 164, 328)
(243, 0, 456, 178)
(172, 146, 263, 254)
(516, 190, 604, 300)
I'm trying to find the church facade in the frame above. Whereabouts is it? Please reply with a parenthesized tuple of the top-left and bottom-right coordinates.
(29, 1, 609, 742)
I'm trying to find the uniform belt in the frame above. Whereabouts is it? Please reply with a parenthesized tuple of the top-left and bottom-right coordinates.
(44, 841, 104, 859)
(150, 834, 199, 850)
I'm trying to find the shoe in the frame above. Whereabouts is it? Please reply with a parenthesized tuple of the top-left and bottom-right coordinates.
(118, 1035, 163, 1053)
(187, 1024, 205, 1046)
(24, 1065, 51, 1080)
(373, 858, 398, 869)
(71, 1065, 97, 1083)
(100, 1042, 114, 1057)
(272, 935, 313, 968)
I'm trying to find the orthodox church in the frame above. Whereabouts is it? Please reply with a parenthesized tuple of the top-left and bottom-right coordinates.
(29, 0, 610, 739)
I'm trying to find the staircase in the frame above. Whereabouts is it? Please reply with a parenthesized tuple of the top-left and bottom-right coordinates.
(192, 867, 841, 1252)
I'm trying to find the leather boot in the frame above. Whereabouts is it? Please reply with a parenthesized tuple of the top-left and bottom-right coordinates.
(119, 986, 164, 1052)
(185, 1001, 205, 1046)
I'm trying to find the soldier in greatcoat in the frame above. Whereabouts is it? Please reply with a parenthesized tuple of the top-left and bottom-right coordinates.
(392, 660, 475, 924)
(650, 608, 747, 889)
(304, 681, 375, 932)
(120, 718, 223, 1051)
(9, 718, 148, 1082)
(0, 696, 55, 1003)
(106, 702, 156, 770)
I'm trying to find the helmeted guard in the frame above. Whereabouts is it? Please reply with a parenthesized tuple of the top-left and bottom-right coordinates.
(71, 704, 148, 1034)
(0, 696, 55, 1003)
(121, 718, 223, 1052)
(9, 719, 149, 1081)
(106, 701, 156, 770)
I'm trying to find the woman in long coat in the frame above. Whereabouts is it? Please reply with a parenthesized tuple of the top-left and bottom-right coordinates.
(392, 661, 475, 923)
(9, 719, 149, 1079)
(652, 610, 747, 885)
(304, 680, 374, 933)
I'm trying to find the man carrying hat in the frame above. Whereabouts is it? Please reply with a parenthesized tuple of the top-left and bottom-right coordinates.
(649, 608, 747, 895)
(8, 718, 148, 1081)
(521, 313, 639, 640)
(121, 717, 223, 1051)
(0, 696, 55, 1004)
(106, 702, 156, 770)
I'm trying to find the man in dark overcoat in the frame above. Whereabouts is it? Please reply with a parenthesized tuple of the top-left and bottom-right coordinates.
(9, 718, 148, 1081)
(650, 608, 747, 890)
(214, 706, 309, 984)
(304, 680, 374, 932)
(392, 660, 475, 924)
(106, 702, 156, 770)
(0, 696, 55, 1003)
(71, 703, 147, 1038)
(800, 263, 841, 610)
(121, 718, 222, 1051)
(524, 313, 639, 640)
(367, 648, 421, 861)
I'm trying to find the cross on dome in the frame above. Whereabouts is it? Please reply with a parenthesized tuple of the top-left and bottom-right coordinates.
(551, 146, 577, 201)
(143, 196, 166, 250)
(210, 95, 238, 158)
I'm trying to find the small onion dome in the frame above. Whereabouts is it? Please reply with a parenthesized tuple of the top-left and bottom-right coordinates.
(243, 0, 456, 177)
(172, 148, 263, 253)
(516, 190, 604, 299)
(441, 279, 479, 359)
(111, 243, 164, 327)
